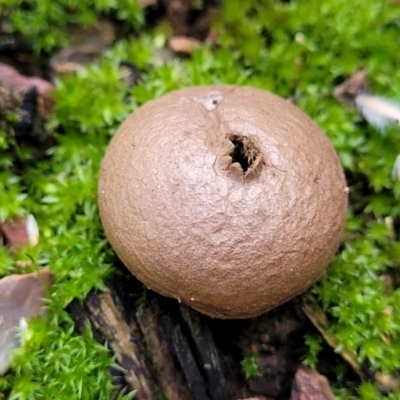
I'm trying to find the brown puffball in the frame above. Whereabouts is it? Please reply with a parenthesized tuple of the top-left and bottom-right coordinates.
(98, 85, 348, 319)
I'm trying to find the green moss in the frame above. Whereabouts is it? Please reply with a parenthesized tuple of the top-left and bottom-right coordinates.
(2, 316, 137, 400)
(241, 354, 262, 380)
(1, 0, 144, 51)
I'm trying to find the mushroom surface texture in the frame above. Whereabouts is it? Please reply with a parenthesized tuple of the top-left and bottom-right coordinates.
(98, 85, 348, 319)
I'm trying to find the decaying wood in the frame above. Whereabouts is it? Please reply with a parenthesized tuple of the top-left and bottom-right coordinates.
(180, 305, 225, 400)
(136, 304, 194, 400)
(168, 316, 211, 400)
(69, 269, 341, 400)
(84, 292, 159, 399)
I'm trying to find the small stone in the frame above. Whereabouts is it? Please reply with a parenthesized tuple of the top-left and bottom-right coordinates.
(168, 36, 202, 54)
(0, 215, 39, 251)
(291, 366, 335, 400)
(0, 269, 52, 375)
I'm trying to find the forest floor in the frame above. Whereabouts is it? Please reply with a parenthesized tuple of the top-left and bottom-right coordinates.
(1, 1, 400, 399)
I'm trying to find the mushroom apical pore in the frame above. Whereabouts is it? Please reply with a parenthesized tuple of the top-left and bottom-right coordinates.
(98, 85, 348, 319)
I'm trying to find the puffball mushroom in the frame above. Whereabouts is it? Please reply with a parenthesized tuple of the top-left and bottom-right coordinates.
(98, 85, 348, 319)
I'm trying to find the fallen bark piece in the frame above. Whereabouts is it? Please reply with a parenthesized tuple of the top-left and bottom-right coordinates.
(84, 291, 160, 400)
(71, 267, 314, 399)
(291, 366, 335, 400)
(136, 304, 194, 400)
(168, 318, 211, 400)
(0, 214, 39, 251)
(0, 269, 52, 375)
(180, 305, 225, 400)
